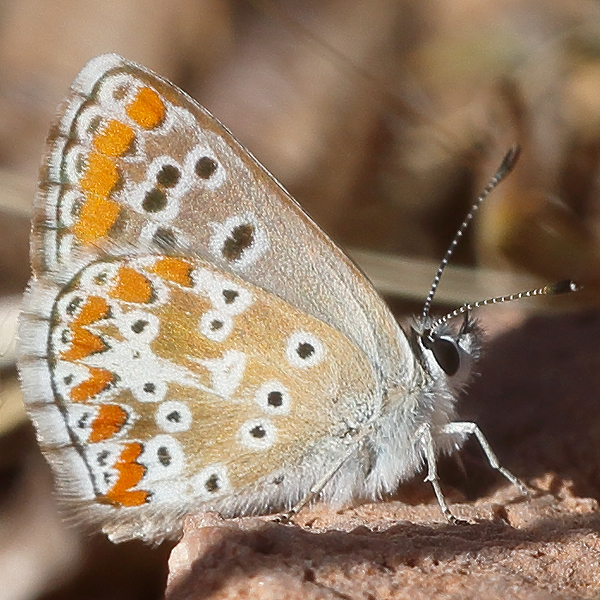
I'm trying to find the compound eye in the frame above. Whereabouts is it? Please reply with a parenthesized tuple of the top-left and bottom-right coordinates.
(431, 335, 460, 376)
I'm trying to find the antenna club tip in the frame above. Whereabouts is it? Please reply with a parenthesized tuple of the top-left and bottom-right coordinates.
(549, 280, 581, 295)
(500, 145, 522, 173)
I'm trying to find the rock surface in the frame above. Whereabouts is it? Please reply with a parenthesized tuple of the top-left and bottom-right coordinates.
(167, 488, 600, 600)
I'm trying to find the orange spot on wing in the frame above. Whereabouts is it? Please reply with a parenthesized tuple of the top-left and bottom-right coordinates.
(80, 153, 119, 197)
(94, 120, 135, 157)
(74, 152, 121, 242)
(60, 296, 110, 361)
(109, 266, 153, 303)
(126, 87, 165, 129)
(60, 328, 107, 361)
(70, 367, 114, 402)
(104, 442, 148, 507)
(89, 404, 128, 442)
(149, 257, 193, 287)
(74, 195, 121, 243)
(74, 296, 110, 326)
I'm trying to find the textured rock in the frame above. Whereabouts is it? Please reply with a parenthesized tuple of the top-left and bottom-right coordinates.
(166, 487, 600, 600)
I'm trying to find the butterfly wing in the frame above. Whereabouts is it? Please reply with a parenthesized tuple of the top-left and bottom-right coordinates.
(31, 53, 410, 387)
(19, 54, 416, 542)
(21, 251, 381, 541)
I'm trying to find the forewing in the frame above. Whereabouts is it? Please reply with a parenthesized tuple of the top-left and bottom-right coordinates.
(31, 53, 409, 388)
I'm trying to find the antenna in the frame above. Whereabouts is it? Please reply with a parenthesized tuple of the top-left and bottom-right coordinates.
(421, 146, 522, 321)
(429, 280, 580, 331)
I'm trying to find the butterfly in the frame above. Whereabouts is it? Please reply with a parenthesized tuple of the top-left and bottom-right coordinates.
(17, 53, 557, 545)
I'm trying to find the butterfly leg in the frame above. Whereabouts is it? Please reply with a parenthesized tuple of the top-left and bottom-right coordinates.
(441, 421, 529, 496)
(275, 446, 358, 524)
(416, 422, 464, 524)
(418, 421, 529, 523)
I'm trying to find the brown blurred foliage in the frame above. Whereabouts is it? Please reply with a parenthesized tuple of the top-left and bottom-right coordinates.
(2, 0, 600, 283)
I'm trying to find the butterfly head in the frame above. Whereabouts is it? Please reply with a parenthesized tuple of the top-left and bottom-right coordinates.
(412, 278, 580, 395)
(410, 310, 483, 395)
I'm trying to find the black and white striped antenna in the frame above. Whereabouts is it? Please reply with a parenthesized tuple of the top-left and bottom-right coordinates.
(421, 147, 579, 326)
(421, 146, 521, 322)
(430, 279, 580, 332)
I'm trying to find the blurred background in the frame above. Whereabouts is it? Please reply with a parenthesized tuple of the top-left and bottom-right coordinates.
(2, 0, 600, 598)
